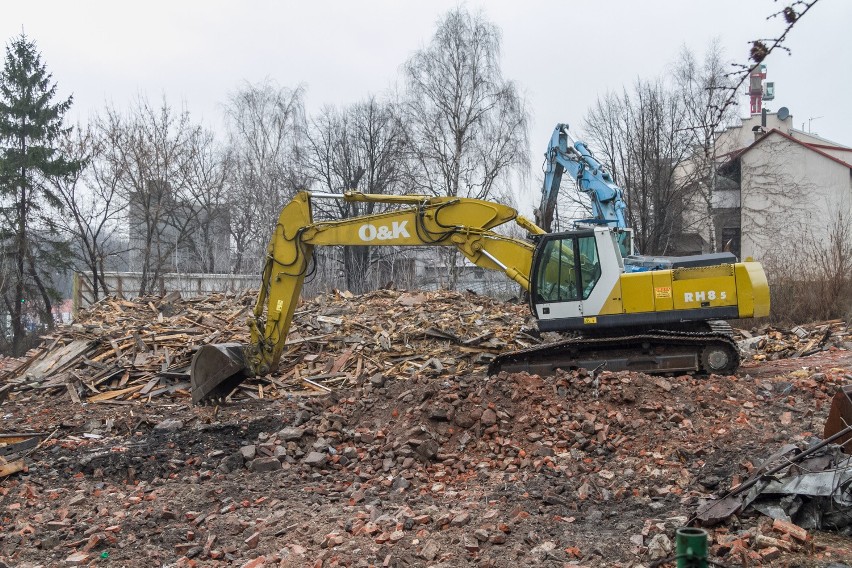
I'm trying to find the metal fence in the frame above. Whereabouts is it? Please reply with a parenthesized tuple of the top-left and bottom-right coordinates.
(73, 272, 259, 312)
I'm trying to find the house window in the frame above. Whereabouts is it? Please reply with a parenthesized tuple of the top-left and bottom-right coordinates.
(721, 227, 741, 259)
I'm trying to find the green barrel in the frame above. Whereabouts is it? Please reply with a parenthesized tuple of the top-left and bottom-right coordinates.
(675, 527, 708, 568)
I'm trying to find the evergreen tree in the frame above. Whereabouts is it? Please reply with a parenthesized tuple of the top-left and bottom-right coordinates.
(0, 34, 80, 354)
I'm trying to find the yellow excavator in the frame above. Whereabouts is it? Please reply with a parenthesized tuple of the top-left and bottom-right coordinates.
(190, 189, 769, 403)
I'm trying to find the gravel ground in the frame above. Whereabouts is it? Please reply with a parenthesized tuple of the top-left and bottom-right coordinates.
(1, 344, 851, 567)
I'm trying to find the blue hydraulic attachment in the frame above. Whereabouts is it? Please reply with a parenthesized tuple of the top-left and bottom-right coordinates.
(532, 123, 737, 274)
(535, 123, 628, 233)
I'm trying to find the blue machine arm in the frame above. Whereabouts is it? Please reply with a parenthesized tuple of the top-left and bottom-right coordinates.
(535, 123, 628, 232)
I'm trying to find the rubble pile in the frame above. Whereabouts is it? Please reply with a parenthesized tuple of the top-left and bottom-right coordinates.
(738, 320, 852, 362)
(1, 289, 532, 404)
(0, 290, 851, 566)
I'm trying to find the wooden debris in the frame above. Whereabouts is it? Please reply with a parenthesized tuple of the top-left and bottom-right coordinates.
(0, 431, 48, 478)
(1, 289, 847, 405)
(739, 320, 851, 361)
(303, 378, 332, 392)
(88, 384, 144, 403)
(0, 458, 25, 478)
(0, 288, 558, 403)
(24, 340, 95, 381)
(0, 432, 46, 457)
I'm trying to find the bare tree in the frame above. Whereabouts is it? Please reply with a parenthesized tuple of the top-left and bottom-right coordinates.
(709, 1, 822, 128)
(223, 80, 307, 274)
(673, 41, 739, 253)
(183, 127, 230, 273)
(97, 96, 204, 295)
(583, 80, 692, 255)
(402, 8, 529, 287)
(48, 124, 127, 303)
(305, 96, 409, 293)
(402, 8, 528, 202)
(760, 207, 851, 323)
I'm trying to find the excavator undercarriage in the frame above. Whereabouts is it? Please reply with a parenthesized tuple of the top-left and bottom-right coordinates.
(488, 321, 740, 377)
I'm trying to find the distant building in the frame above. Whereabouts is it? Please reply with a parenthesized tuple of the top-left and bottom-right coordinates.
(127, 181, 231, 274)
(680, 111, 852, 263)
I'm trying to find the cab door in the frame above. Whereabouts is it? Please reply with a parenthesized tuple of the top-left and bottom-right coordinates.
(530, 229, 616, 327)
(531, 232, 585, 322)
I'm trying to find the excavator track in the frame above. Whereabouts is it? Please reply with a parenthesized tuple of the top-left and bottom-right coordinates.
(488, 321, 739, 377)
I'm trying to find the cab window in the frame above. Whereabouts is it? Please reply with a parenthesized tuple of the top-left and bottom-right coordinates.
(616, 231, 632, 258)
(536, 238, 579, 302)
(577, 236, 601, 299)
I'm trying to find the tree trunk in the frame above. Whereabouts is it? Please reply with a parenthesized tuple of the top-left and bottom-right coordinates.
(97, 256, 110, 300)
(706, 148, 718, 253)
(344, 246, 371, 294)
(13, 127, 27, 355)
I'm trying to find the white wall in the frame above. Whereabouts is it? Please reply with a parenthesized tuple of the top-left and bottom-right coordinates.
(740, 135, 852, 261)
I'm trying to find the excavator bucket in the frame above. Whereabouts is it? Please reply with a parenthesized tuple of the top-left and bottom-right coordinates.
(190, 343, 250, 404)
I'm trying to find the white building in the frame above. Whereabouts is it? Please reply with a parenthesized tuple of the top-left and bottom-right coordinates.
(686, 111, 852, 266)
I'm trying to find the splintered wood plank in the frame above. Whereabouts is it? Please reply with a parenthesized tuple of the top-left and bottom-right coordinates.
(0, 433, 44, 445)
(139, 376, 161, 395)
(285, 334, 332, 345)
(0, 459, 25, 477)
(226, 307, 249, 323)
(92, 368, 124, 387)
(303, 378, 333, 392)
(153, 334, 193, 341)
(108, 339, 124, 360)
(24, 340, 96, 381)
(87, 384, 143, 403)
(88, 350, 114, 364)
(330, 348, 353, 374)
(463, 332, 495, 346)
(273, 389, 327, 397)
(133, 352, 152, 366)
(66, 382, 81, 404)
(133, 332, 149, 352)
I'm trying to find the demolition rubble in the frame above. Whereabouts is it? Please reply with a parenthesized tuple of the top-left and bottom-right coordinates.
(1, 289, 851, 567)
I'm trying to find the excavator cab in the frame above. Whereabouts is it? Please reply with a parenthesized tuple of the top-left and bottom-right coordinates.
(615, 230, 633, 258)
(530, 227, 624, 330)
(533, 232, 600, 303)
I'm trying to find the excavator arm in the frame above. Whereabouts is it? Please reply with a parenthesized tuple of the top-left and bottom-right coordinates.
(535, 123, 628, 233)
(190, 190, 540, 402)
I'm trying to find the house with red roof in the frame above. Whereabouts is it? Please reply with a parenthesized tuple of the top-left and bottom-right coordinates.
(691, 111, 852, 267)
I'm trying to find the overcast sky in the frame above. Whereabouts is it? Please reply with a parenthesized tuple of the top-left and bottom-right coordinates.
(2, 0, 850, 211)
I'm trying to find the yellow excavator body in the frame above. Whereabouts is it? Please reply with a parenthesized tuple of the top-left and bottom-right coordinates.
(191, 191, 769, 403)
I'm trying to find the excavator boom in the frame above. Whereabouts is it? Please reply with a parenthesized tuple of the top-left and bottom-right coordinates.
(191, 191, 537, 402)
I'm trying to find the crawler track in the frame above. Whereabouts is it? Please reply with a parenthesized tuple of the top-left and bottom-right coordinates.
(489, 321, 739, 376)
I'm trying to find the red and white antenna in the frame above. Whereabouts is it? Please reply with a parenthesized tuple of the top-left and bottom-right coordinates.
(748, 64, 775, 114)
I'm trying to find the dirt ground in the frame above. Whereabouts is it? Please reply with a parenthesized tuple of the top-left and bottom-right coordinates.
(2, 330, 852, 566)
